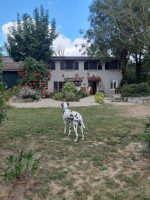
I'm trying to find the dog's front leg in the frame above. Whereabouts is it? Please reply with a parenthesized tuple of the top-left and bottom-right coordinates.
(63, 119, 67, 134)
(68, 120, 71, 136)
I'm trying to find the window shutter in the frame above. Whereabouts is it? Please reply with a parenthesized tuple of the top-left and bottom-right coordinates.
(105, 62, 109, 70)
(51, 61, 55, 70)
(84, 62, 88, 70)
(54, 81, 58, 92)
(75, 62, 79, 70)
(60, 61, 64, 70)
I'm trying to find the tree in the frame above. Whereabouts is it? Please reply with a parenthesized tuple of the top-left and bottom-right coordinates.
(83, 0, 150, 83)
(5, 5, 58, 63)
(0, 49, 6, 124)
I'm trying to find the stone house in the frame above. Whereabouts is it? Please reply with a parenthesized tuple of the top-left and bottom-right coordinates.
(2, 56, 122, 94)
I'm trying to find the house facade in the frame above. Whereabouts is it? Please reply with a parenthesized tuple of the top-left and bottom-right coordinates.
(48, 56, 122, 94)
(2, 56, 122, 94)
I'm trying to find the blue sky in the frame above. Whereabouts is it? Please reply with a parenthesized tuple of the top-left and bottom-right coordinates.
(0, 0, 92, 55)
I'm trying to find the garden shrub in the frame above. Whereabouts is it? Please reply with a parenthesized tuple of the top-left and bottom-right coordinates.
(54, 92, 64, 100)
(78, 89, 87, 98)
(121, 83, 150, 97)
(62, 82, 78, 101)
(0, 149, 40, 183)
(62, 82, 78, 95)
(95, 92, 104, 103)
(13, 86, 20, 94)
(18, 86, 41, 100)
(65, 91, 79, 101)
(18, 57, 51, 91)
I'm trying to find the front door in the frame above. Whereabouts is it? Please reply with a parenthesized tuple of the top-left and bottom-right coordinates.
(89, 81, 97, 95)
(92, 81, 97, 95)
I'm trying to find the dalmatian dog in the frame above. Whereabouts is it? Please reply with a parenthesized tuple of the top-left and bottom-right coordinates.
(61, 102, 85, 142)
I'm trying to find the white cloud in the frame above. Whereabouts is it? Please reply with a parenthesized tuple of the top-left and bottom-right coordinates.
(48, 1, 52, 5)
(2, 21, 88, 56)
(53, 34, 87, 56)
(2, 22, 17, 37)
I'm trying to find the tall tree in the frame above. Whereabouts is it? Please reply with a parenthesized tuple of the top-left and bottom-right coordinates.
(84, 0, 150, 83)
(5, 5, 57, 63)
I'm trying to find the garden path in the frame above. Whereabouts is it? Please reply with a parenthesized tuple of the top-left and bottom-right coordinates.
(9, 95, 134, 108)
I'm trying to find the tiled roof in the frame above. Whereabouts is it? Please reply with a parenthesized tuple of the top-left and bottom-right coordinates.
(50, 56, 101, 61)
(2, 56, 21, 71)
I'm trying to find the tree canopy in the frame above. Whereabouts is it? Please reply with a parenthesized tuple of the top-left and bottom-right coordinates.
(84, 0, 150, 83)
(5, 5, 58, 63)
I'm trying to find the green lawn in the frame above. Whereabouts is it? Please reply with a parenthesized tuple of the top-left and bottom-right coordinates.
(0, 105, 150, 200)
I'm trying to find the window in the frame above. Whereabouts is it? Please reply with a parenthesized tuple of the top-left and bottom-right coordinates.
(84, 62, 88, 70)
(60, 61, 65, 70)
(105, 61, 120, 70)
(89, 61, 97, 70)
(54, 81, 65, 92)
(54, 81, 58, 92)
(110, 80, 118, 90)
(74, 62, 79, 70)
(84, 60, 101, 70)
(49, 61, 55, 70)
(60, 61, 79, 70)
(66, 61, 74, 69)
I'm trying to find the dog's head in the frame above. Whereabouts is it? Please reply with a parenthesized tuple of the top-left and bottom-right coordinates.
(61, 102, 69, 109)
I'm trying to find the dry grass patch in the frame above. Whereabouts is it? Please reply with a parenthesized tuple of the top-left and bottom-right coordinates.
(0, 105, 150, 199)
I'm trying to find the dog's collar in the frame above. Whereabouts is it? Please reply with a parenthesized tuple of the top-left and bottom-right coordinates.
(64, 107, 68, 110)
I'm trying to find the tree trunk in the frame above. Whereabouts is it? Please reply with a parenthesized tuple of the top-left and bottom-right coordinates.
(135, 53, 142, 84)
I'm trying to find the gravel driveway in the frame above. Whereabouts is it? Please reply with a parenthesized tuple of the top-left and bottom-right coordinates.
(9, 95, 134, 108)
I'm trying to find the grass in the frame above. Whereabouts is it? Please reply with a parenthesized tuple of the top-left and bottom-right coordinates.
(0, 105, 150, 200)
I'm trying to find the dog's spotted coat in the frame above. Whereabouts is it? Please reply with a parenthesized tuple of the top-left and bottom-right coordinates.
(61, 102, 85, 142)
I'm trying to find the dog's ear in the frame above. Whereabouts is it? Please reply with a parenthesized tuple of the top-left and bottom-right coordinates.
(67, 103, 69, 107)
(61, 103, 64, 108)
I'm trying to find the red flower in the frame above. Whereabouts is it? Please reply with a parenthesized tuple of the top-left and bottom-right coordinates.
(24, 83, 27, 86)
(34, 73, 37, 76)
(29, 83, 32, 85)
(27, 65, 29, 68)
(35, 79, 38, 82)
(33, 82, 35, 85)
(25, 77, 28, 80)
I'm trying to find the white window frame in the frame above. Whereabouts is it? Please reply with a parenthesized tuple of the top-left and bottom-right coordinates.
(110, 80, 118, 90)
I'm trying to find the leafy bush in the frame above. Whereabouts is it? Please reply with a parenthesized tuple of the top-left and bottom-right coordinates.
(18, 57, 51, 91)
(121, 83, 150, 97)
(0, 150, 40, 183)
(62, 82, 79, 101)
(95, 92, 104, 103)
(78, 89, 87, 98)
(18, 86, 41, 100)
(0, 109, 6, 125)
(62, 82, 78, 95)
(13, 86, 20, 94)
(65, 91, 79, 101)
(54, 92, 64, 100)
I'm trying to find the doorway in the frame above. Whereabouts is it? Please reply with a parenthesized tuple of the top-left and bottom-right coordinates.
(89, 81, 97, 95)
